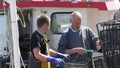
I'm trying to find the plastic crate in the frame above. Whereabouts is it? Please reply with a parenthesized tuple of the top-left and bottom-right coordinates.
(64, 62, 88, 68)
(58, 55, 104, 68)
(96, 20, 120, 68)
(92, 55, 105, 68)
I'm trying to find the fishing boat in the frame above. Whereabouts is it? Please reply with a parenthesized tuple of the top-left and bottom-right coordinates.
(0, 0, 119, 68)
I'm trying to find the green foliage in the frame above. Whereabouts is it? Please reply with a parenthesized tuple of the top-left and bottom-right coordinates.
(51, 21, 60, 33)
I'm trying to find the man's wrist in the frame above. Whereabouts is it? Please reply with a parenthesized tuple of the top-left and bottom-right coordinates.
(56, 53, 61, 57)
(46, 56, 54, 62)
(65, 49, 75, 55)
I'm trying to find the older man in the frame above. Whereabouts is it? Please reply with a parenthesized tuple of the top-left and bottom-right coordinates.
(58, 11, 100, 68)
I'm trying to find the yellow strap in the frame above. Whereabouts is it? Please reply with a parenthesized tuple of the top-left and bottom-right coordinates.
(42, 42, 51, 68)
(42, 62, 50, 68)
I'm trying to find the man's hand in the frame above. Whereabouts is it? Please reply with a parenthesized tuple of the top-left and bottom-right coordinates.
(96, 40, 102, 53)
(47, 56, 65, 66)
(56, 53, 70, 61)
(96, 40, 101, 49)
(72, 47, 87, 55)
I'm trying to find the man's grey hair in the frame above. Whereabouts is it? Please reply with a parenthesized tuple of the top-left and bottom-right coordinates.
(70, 11, 82, 20)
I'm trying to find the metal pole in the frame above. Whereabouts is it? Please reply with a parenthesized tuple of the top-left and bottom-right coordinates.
(6, 0, 20, 68)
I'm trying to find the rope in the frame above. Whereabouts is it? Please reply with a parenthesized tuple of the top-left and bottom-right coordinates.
(17, 6, 26, 28)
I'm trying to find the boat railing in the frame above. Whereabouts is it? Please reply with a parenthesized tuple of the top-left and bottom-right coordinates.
(16, 0, 117, 2)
